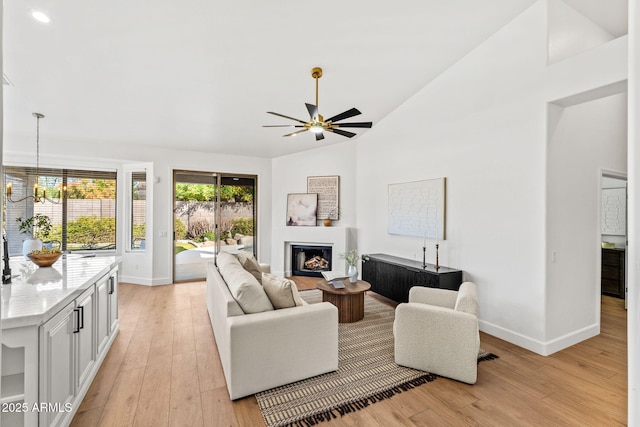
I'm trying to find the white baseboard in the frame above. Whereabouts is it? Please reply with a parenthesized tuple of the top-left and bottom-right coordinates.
(119, 274, 173, 286)
(542, 323, 600, 355)
(479, 320, 600, 356)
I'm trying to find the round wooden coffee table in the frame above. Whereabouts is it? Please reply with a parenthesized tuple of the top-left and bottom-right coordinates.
(316, 279, 371, 323)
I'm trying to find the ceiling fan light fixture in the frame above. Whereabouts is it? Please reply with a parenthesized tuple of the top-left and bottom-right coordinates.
(264, 66, 372, 140)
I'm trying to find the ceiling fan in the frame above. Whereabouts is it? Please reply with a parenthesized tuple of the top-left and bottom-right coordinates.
(263, 67, 373, 141)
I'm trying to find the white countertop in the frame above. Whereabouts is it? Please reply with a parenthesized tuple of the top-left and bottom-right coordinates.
(1, 254, 121, 329)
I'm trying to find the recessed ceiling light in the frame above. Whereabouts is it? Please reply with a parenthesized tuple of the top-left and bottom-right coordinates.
(31, 10, 51, 24)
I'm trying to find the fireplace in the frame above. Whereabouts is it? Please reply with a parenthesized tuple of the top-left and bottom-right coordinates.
(291, 245, 332, 277)
(275, 226, 350, 278)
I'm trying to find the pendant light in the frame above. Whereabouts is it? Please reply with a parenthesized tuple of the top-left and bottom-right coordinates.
(6, 113, 66, 203)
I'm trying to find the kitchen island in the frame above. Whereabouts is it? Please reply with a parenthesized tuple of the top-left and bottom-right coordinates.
(1, 255, 121, 427)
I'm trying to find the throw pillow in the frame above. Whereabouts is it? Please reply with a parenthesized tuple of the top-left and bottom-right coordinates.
(216, 251, 238, 270)
(217, 252, 274, 314)
(236, 252, 263, 284)
(262, 273, 305, 309)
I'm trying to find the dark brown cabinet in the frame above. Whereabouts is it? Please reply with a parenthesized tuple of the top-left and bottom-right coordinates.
(601, 248, 625, 299)
(361, 253, 463, 303)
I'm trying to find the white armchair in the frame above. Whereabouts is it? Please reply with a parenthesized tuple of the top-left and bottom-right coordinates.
(393, 282, 480, 384)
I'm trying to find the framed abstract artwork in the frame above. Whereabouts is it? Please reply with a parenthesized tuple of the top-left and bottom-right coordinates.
(286, 193, 318, 226)
(601, 188, 626, 236)
(388, 177, 446, 240)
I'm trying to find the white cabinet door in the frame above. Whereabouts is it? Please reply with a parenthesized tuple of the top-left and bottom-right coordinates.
(108, 271, 119, 334)
(75, 286, 96, 393)
(96, 275, 110, 355)
(40, 301, 76, 427)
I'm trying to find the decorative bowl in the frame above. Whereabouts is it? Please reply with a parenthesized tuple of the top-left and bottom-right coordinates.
(27, 252, 62, 267)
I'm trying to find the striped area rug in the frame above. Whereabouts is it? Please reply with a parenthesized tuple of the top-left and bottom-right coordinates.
(256, 290, 496, 427)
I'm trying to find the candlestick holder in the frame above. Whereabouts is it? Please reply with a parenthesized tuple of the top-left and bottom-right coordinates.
(3, 235, 11, 284)
(435, 243, 440, 270)
(422, 246, 427, 269)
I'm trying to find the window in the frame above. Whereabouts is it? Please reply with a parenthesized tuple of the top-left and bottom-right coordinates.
(131, 171, 147, 250)
(3, 166, 117, 255)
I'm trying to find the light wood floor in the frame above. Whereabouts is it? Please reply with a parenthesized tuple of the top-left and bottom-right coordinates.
(71, 278, 628, 426)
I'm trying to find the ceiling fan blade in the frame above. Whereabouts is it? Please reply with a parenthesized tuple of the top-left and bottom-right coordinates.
(315, 132, 325, 141)
(267, 111, 308, 124)
(325, 108, 361, 123)
(332, 122, 372, 128)
(262, 125, 304, 128)
(328, 128, 357, 138)
(283, 129, 309, 137)
(305, 103, 319, 121)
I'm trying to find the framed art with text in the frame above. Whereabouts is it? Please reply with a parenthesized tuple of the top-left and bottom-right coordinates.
(307, 175, 339, 220)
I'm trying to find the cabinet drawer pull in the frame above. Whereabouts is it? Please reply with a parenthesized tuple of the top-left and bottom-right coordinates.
(79, 305, 84, 330)
(73, 308, 81, 333)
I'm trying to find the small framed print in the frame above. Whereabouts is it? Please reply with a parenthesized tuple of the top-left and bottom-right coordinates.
(286, 193, 318, 226)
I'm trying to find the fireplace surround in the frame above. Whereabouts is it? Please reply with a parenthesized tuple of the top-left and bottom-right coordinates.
(272, 226, 353, 278)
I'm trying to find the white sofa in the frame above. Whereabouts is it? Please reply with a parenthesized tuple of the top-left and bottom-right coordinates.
(393, 282, 480, 384)
(206, 257, 339, 400)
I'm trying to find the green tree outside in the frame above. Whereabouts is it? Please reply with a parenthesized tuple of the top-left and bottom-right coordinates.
(65, 216, 116, 249)
(174, 183, 254, 241)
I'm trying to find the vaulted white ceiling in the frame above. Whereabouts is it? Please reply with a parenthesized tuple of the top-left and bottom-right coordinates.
(1, 0, 625, 158)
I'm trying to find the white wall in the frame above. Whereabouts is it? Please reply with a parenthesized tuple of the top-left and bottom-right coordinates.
(345, 1, 625, 355)
(546, 93, 627, 351)
(355, 2, 549, 350)
(270, 140, 357, 276)
(548, 0, 615, 64)
(1, 0, 4, 377)
(2, 140, 272, 285)
(628, 0, 640, 422)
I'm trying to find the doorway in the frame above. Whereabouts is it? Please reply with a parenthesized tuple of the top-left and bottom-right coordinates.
(173, 170, 257, 282)
(600, 173, 627, 308)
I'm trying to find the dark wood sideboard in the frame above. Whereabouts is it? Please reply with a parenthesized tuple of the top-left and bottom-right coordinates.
(361, 253, 463, 303)
(601, 248, 625, 299)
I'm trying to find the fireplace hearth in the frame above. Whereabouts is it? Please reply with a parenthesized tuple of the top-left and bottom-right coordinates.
(291, 245, 332, 277)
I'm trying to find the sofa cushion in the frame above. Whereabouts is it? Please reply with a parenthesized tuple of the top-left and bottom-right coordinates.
(236, 252, 263, 284)
(454, 282, 478, 316)
(262, 273, 305, 309)
(217, 252, 274, 314)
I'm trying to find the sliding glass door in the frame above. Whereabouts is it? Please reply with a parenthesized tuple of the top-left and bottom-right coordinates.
(217, 175, 256, 256)
(173, 170, 256, 282)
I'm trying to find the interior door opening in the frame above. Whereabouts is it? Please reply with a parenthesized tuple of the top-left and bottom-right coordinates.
(600, 172, 627, 308)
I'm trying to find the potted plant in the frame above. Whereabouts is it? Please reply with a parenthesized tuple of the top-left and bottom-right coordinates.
(340, 249, 359, 283)
(16, 213, 54, 257)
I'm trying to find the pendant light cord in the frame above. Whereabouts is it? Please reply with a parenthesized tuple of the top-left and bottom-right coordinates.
(36, 114, 40, 179)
